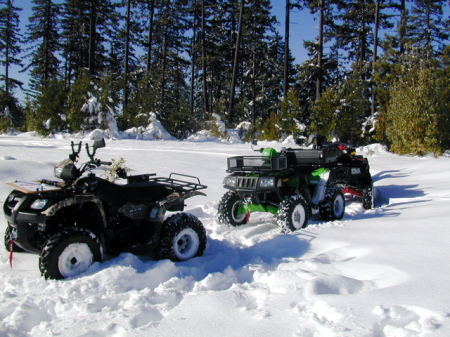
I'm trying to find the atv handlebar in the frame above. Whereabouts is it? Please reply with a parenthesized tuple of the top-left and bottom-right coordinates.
(97, 160, 113, 166)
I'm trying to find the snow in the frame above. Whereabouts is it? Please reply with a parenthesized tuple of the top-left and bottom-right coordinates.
(0, 132, 450, 337)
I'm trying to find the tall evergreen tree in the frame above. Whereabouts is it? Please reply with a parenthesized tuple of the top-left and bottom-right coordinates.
(335, 0, 375, 66)
(61, 0, 118, 84)
(291, 0, 340, 124)
(226, 0, 286, 127)
(407, 0, 449, 57)
(0, 0, 23, 130)
(0, 0, 23, 94)
(24, 0, 61, 90)
(193, 0, 235, 119)
(124, 0, 192, 136)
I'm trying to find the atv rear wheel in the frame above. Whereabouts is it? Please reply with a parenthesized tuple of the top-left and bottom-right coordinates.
(362, 182, 374, 209)
(277, 195, 309, 233)
(218, 191, 248, 226)
(157, 213, 207, 261)
(39, 227, 103, 280)
(4, 226, 24, 252)
(319, 187, 345, 221)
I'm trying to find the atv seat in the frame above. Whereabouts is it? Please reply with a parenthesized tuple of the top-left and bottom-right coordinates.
(94, 179, 171, 209)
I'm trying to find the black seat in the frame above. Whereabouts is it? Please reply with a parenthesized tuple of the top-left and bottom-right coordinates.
(93, 179, 171, 209)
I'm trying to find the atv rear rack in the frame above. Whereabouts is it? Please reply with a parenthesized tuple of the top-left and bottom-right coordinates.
(226, 147, 340, 173)
(127, 173, 207, 192)
(285, 148, 339, 166)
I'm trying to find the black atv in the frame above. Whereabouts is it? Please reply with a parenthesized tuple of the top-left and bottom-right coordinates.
(3, 139, 207, 279)
(218, 139, 373, 233)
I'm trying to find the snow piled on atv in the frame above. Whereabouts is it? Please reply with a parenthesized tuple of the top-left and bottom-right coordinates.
(0, 134, 449, 337)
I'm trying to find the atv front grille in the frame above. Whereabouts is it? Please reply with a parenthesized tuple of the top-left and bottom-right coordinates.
(237, 177, 258, 189)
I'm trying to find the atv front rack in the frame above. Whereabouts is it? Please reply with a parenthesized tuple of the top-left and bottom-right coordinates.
(227, 156, 288, 172)
(127, 173, 207, 192)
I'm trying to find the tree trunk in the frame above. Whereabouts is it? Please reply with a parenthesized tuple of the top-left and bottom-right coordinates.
(146, 0, 155, 75)
(316, 0, 324, 99)
(228, 0, 244, 125)
(4, 0, 11, 94)
(371, 0, 380, 116)
(88, 0, 96, 75)
(283, 0, 290, 97)
(190, 24, 196, 116)
(201, 0, 210, 115)
(399, 0, 406, 55)
(123, 0, 131, 115)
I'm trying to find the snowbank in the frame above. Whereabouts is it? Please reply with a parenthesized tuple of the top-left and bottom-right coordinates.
(0, 134, 449, 336)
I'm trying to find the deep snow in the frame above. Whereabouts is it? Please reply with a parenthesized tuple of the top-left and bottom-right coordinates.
(0, 132, 449, 337)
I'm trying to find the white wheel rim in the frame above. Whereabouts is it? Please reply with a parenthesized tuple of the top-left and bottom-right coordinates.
(232, 201, 246, 222)
(291, 204, 306, 230)
(333, 194, 345, 216)
(174, 228, 200, 260)
(58, 243, 93, 278)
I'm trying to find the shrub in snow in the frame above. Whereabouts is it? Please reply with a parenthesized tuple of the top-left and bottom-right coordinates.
(187, 114, 244, 143)
(124, 113, 174, 140)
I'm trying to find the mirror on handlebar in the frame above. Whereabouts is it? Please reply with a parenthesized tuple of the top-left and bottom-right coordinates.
(93, 138, 105, 150)
(86, 138, 106, 161)
(251, 139, 263, 152)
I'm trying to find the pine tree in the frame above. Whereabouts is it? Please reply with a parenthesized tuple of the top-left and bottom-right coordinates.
(385, 58, 444, 156)
(335, 0, 375, 66)
(407, 0, 449, 57)
(195, 0, 235, 121)
(278, 89, 304, 138)
(65, 70, 93, 132)
(25, 78, 67, 135)
(335, 66, 371, 143)
(309, 86, 339, 139)
(24, 0, 61, 90)
(61, 0, 119, 84)
(436, 46, 450, 150)
(0, 89, 22, 131)
(0, 0, 23, 94)
(0, 0, 23, 130)
(150, 0, 191, 135)
(291, 0, 341, 125)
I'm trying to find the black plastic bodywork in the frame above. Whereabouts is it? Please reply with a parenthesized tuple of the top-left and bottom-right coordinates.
(222, 144, 372, 213)
(4, 172, 207, 256)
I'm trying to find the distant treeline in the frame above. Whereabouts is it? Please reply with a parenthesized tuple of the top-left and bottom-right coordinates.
(0, 0, 449, 155)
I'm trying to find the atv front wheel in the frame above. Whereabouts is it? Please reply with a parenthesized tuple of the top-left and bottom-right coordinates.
(319, 187, 345, 221)
(39, 227, 103, 280)
(157, 213, 207, 261)
(277, 195, 309, 233)
(4, 226, 24, 252)
(217, 191, 248, 226)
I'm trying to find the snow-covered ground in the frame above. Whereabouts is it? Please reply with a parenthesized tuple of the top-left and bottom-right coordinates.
(0, 132, 449, 337)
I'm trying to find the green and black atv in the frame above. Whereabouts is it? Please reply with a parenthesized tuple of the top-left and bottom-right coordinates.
(218, 138, 373, 233)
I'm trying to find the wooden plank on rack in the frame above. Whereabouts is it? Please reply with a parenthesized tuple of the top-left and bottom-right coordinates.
(5, 181, 62, 194)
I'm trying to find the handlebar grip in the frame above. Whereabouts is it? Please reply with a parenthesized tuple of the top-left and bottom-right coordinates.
(99, 161, 112, 166)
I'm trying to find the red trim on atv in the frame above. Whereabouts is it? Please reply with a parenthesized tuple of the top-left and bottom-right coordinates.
(342, 187, 363, 197)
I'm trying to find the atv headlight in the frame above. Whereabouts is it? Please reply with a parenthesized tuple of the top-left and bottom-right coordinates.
(31, 199, 48, 210)
(259, 177, 275, 188)
(224, 176, 237, 187)
(54, 159, 75, 180)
